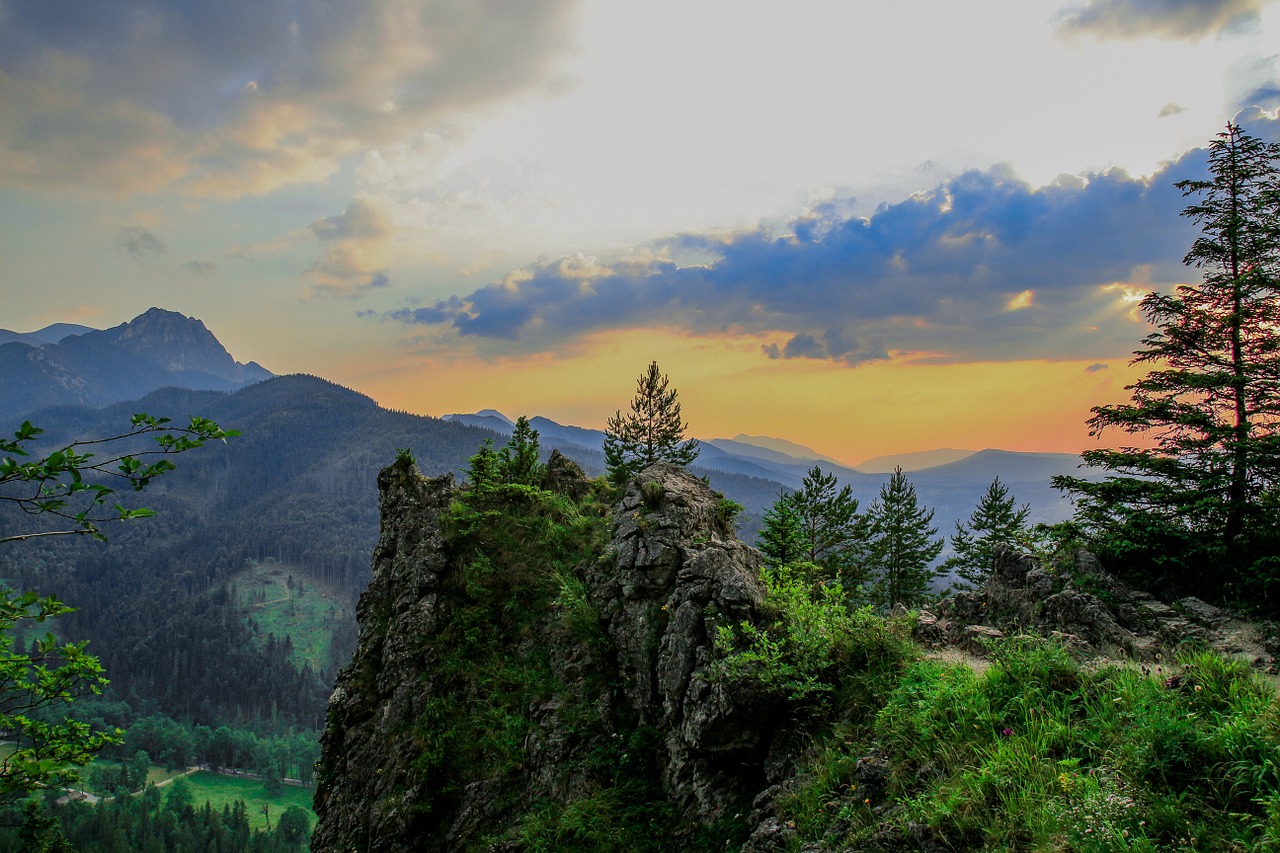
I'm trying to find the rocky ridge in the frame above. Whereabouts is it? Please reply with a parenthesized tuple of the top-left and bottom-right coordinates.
(313, 459, 792, 851)
(916, 546, 1278, 673)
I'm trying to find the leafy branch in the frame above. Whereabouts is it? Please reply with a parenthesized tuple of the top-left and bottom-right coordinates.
(0, 414, 239, 544)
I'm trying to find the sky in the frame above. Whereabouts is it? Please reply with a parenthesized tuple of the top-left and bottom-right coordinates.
(3, 0, 1280, 465)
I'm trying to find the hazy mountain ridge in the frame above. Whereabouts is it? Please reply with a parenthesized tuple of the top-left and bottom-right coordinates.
(0, 307, 273, 422)
(0, 322, 96, 347)
(442, 408, 1100, 529)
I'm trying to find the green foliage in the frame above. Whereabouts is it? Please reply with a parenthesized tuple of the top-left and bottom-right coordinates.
(1055, 123, 1280, 605)
(776, 636, 1280, 852)
(943, 477, 1033, 591)
(0, 414, 239, 544)
(0, 589, 121, 804)
(757, 489, 803, 566)
(463, 416, 548, 490)
(714, 496, 744, 533)
(463, 438, 502, 489)
(714, 565, 915, 709)
(865, 467, 943, 610)
(420, 481, 613, 831)
(0, 411, 236, 811)
(603, 361, 699, 489)
(500, 415, 546, 485)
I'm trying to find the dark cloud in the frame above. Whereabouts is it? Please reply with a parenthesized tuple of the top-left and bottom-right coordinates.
(763, 330, 889, 365)
(1085, 362, 1110, 372)
(1158, 102, 1188, 117)
(182, 261, 217, 275)
(116, 226, 166, 261)
(0, 0, 579, 195)
(385, 127, 1265, 364)
(1056, 0, 1276, 41)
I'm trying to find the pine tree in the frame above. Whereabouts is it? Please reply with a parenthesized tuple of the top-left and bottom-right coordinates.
(1053, 123, 1280, 597)
(759, 467, 868, 586)
(757, 490, 803, 568)
(603, 361, 700, 488)
(499, 416, 544, 485)
(866, 467, 943, 610)
(464, 438, 501, 489)
(943, 477, 1032, 591)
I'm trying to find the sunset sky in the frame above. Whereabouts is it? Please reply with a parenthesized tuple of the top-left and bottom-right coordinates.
(4, 0, 1280, 465)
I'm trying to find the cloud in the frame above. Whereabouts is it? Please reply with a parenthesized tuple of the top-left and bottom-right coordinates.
(303, 197, 393, 297)
(182, 261, 217, 275)
(0, 0, 578, 196)
(1056, 0, 1277, 41)
(385, 130, 1248, 365)
(1158, 101, 1188, 117)
(116, 226, 166, 261)
(762, 330, 889, 366)
(1085, 362, 1110, 372)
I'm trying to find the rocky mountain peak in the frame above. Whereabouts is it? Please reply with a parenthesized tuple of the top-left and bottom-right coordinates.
(105, 307, 269, 381)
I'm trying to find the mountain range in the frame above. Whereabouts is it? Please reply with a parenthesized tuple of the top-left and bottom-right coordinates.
(1, 308, 1103, 537)
(0, 306, 1106, 740)
(441, 410, 1096, 531)
(0, 307, 272, 421)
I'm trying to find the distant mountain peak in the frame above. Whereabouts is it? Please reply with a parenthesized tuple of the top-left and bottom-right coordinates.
(727, 433, 838, 463)
(853, 448, 977, 473)
(0, 307, 272, 422)
(474, 409, 514, 425)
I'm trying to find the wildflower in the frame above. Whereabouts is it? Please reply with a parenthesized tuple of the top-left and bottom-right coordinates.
(1001, 727, 1014, 737)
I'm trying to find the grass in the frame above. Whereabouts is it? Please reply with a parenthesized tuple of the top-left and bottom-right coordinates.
(774, 636, 1280, 851)
(233, 559, 349, 671)
(182, 771, 314, 833)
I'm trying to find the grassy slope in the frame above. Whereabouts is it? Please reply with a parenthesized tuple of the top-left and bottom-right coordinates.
(235, 559, 349, 672)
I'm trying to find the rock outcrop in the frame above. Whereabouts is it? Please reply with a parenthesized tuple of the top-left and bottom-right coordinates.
(313, 459, 787, 851)
(594, 464, 779, 821)
(916, 546, 1278, 671)
(311, 460, 457, 851)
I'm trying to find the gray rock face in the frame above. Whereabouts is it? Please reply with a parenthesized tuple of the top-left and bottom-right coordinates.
(312, 458, 455, 853)
(594, 464, 773, 821)
(313, 460, 782, 850)
(918, 546, 1278, 670)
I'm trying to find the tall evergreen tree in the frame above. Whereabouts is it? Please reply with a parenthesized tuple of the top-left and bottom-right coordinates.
(1053, 123, 1280, 597)
(943, 477, 1032, 591)
(866, 467, 943, 610)
(757, 490, 803, 568)
(759, 467, 868, 585)
(463, 438, 501, 489)
(499, 416, 544, 485)
(603, 361, 700, 488)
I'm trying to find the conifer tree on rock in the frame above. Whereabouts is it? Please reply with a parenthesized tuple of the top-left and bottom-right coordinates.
(1053, 123, 1280, 599)
(500, 415, 545, 486)
(866, 467, 943, 610)
(944, 477, 1032, 592)
(603, 361, 699, 488)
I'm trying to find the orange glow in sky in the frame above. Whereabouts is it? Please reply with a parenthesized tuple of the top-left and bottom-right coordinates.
(352, 328, 1147, 466)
